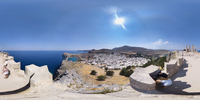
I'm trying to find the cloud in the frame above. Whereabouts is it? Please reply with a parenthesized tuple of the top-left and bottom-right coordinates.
(152, 39, 171, 45)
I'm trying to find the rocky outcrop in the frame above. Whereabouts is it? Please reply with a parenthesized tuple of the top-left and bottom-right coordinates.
(63, 52, 95, 61)
(55, 65, 129, 94)
(78, 83, 129, 94)
(55, 68, 84, 89)
(25, 64, 53, 87)
(63, 53, 83, 61)
(54, 59, 75, 80)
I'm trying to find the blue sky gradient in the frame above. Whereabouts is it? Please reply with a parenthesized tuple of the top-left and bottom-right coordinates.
(1, 0, 200, 50)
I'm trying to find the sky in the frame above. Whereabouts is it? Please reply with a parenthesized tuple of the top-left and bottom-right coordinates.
(1, 0, 200, 50)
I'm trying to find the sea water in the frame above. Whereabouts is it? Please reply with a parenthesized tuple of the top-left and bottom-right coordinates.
(2, 51, 87, 74)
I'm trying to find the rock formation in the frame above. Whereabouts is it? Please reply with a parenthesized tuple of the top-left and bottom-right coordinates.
(63, 53, 83, 61)
(25, 64, 53, 87)
(54, 59, 75, 80)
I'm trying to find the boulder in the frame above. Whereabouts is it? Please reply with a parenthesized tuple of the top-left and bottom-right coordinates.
(25, 64, 53, 87)
(98, 84, 110, 88)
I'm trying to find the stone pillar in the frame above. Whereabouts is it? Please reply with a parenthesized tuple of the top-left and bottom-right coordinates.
(192, 45, 193, 52)
(189, 45, 191, 52)
(194, 46, 196, 52)
(186, 45, 188, 52)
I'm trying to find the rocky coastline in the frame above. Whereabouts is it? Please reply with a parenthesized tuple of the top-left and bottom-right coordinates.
(54, 46, 170, 94)
(54, 58, 130, 94)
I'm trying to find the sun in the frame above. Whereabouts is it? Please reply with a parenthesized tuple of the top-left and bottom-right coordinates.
(115, 18, 124, 25)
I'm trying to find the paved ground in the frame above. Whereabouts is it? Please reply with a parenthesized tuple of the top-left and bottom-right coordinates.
(0, 57, 29, 93)
(157, 56, 200, 95)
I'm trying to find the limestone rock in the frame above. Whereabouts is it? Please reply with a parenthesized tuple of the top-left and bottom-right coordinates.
(108, 84, 122, 92)
(25, 64, 53, 87)
(63, 52, 83, 61)
(56, 69, 83, 88)
(54, 60, 74, 80)
(98, 84, 110, 88)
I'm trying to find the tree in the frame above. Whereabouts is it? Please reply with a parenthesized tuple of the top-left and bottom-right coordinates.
(106, 71, 114, 76)
(90, 70, 97, 75)
(97, 75, 106, 81)
(155, 56, 166, 68)
(105, 67, 108, 72)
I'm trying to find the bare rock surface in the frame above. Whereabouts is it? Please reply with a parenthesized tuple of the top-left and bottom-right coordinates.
(25, 64, 53, 87)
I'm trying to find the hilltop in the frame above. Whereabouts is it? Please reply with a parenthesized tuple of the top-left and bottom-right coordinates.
(88, 45, 169, 56)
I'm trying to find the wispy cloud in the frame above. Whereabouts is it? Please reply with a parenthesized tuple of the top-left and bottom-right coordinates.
(152, 39, 172, 45)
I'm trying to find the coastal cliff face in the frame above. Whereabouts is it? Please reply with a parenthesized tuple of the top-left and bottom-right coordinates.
(62, 52, 95, 61)
(54, 59, 75, 80)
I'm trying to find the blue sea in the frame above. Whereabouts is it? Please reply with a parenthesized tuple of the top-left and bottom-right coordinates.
(2, 51, 87, 74)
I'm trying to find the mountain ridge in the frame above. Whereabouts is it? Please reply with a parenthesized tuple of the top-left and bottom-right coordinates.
(88, 45, 169, 55)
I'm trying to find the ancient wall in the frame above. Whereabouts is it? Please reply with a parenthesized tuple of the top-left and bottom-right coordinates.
(1, 51, 53, 87)
(129, 65, 159, 90)
(163, 58, 184, 78)
(25, 64, 53, 87)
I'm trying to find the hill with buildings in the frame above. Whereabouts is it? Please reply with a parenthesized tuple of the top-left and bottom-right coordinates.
(88, 45, 169, 56)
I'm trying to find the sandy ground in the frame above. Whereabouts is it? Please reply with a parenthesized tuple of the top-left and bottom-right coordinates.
(74, 63, 130, 85)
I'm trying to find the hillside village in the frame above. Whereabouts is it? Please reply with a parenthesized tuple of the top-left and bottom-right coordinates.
(82, 53, 150, 70)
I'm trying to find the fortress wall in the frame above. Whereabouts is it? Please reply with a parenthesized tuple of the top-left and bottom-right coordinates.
(164, 58, 184, 78)
(25, 64, 53, 87)
(177, 58, 184, 68)
(6, 56, 27, 78)
(130, 74, 156, 90)
(129, 65, 159, 90)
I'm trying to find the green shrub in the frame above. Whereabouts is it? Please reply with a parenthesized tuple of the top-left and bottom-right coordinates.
(119, 68, 127, 75)
(155, 56, 166, 68)
(106, 71, 114, 76)
(90, 70, 97, 75)
(120, 68, 134, 77)
(105, 67, 108, 72)
(114, 68, 120, 70)
(97, 75, 106, 81)
(124, 70, 134, 77)
(126, 66, 131, 70)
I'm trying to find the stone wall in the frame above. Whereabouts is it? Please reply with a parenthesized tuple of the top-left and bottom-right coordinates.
(0, 53, 27, 78)
(1, 51, 53, 88)
(129, 65, 159, 90)
(163, 58, 184, 78)
(25, 64, 53, 87)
